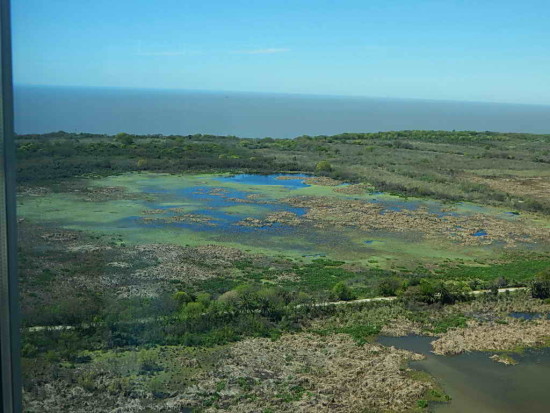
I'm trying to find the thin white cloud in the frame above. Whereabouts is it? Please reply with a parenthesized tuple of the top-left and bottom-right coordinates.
(232, 48, 290, 55)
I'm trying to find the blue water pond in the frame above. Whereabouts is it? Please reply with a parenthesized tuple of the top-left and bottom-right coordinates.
(125, 176, 309, 234)
(215, 173, 311, 189)
(472, 230, 488, 237)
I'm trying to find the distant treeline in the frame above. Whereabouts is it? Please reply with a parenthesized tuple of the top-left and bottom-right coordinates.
(15, 131, 303, 182)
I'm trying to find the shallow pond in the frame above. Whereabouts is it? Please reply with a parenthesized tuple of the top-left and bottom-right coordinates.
(378, 335, 550, 412)
(215, 173, 312, 188)
(509, 312, 550, 320)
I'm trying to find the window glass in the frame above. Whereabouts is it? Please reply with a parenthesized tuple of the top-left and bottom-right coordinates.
(13, 2, 550, 412)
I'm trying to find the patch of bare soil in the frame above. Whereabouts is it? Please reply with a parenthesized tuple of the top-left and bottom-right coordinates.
(40, 231, 80, 242)
(431, 319, 550, 355)
(170, 333, 432, 412)
(304, 177, 342, 186)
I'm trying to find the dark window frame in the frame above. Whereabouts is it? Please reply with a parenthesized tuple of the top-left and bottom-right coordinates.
(0, 0, 22, 411)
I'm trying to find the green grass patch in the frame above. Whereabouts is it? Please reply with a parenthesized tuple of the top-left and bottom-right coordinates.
(314, 324, 381, 345)
(438, 254, 550, 284)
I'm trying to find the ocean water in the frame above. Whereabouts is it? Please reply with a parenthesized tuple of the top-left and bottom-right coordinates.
(14, 85, 550, 138)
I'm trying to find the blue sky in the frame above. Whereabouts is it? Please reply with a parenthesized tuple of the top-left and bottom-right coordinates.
(12, 0, 550, 104)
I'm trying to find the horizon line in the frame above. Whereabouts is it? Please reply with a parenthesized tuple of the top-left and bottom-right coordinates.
(14, 83, 550, 108)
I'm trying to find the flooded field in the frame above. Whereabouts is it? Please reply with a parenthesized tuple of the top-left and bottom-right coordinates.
(17, 172, 550, 267)
(378, 335, 550, 412)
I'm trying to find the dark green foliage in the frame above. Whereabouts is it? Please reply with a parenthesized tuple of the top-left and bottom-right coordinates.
(377, 277, 404, 296)
(531, 267, 550, 299)
(436, 256, 550, 285)
(401, 279, 472, 305)
(331, 281, 357, 301)
(114, 132, 134, 145)
(428, 314, 469, 334)
(173, 291, 193, 306)
(286, 259, 366, 295)
(15, 132, 298, 183)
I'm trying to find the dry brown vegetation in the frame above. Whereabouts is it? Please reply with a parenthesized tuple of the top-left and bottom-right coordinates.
(432, 319, 550, 355)
(171, 333, 432, 412)
(273, 195, 549, 246)
(115, 244, 247, 297)
(467, 175, 550, 203)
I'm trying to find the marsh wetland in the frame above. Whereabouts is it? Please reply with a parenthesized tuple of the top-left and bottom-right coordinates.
(17, 130, 550, 412)
(18, 172, 549, 267)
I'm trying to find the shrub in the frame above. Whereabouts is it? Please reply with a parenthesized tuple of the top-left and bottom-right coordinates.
(315, 160, 332, 172)
(173, 291, 193, 307)
(401, 279, 471, 305)
(180, 302, 207, 319)
(531, 268, 550, 299)
(137, 350, 162, 374)
(114, 132, 134, 145)
(196, 292, 212, 307)
(377, 277, 403, 296)
(331, 282, 356, 301)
